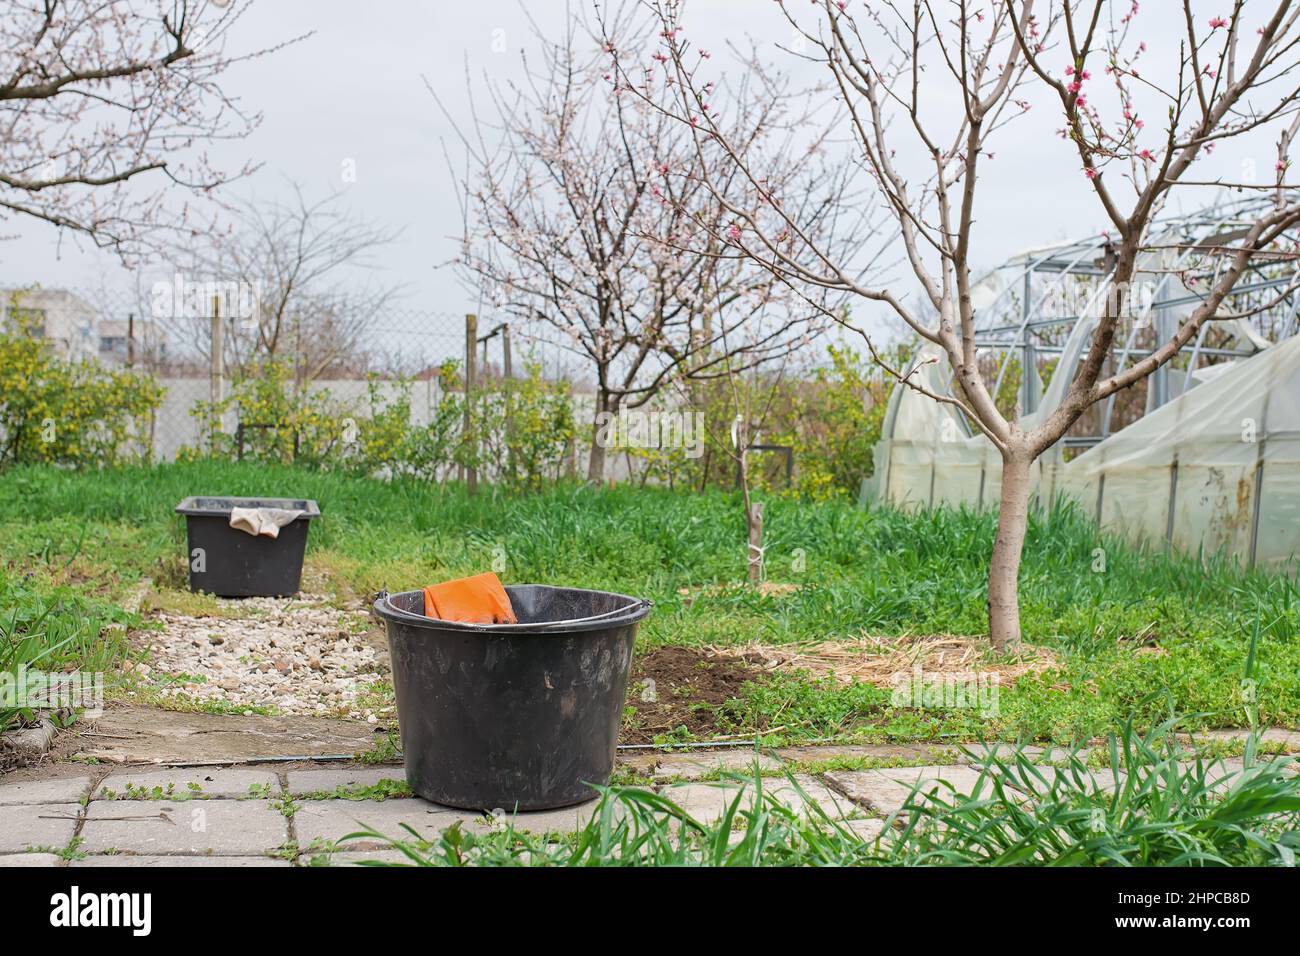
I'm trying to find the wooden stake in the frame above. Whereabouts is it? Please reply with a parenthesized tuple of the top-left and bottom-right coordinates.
(747, 501, 764, 584)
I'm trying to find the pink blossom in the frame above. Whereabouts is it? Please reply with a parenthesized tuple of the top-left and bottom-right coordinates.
(1085, 166, 1099, 180)
(1209, 16, 1228, 29)
(727, 224, 741, 241)
(1139, 149, 1155, 162)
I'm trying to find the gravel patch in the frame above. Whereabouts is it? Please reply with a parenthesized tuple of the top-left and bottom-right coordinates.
(135, 593, 392, 721)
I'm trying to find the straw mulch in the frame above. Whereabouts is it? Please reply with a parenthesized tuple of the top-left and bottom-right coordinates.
(715, 634, 1061, 687)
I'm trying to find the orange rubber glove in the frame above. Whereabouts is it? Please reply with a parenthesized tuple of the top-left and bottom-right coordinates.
(422, 572, 517, 624)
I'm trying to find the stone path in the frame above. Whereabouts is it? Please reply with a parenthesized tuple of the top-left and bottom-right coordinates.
(134, 593, 390, 722)
(67, 705, 384, 765)
(3, 726, 1293, 866)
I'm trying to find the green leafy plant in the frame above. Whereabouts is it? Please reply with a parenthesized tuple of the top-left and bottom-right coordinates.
(0, 569, 131, 736)
(887, 716, 1300, 866)
(0, 325, 162, 468)
(334, 719, 1300, 866)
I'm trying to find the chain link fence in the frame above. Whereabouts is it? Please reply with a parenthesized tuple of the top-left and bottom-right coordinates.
(13, 286, 587, 464)
(3, 284, 879, 495)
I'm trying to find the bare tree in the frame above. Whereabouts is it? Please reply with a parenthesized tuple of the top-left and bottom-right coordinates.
(166, 184, 403, 385)
(645, 0, 1300, 649)
(440, 2, 871, 480)
(0, 0, 297, 257)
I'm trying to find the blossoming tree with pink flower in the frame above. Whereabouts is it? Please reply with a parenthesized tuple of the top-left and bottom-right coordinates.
(0, 0, 285, 260)
(441, 2, 869, 480)
(639, 0, 1300, 649)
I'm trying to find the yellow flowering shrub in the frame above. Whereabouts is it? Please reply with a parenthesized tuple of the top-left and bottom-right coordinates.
(0, 331, 162, 468)
(184, 359, 573, 487)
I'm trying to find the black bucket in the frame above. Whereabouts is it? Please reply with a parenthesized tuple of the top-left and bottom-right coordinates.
(175, 496, 320, 598)
(374, 585, 652, 811)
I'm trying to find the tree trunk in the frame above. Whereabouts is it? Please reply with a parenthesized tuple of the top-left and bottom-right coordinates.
(988, 452, 1032, 652)
(586, 390, 610, 482)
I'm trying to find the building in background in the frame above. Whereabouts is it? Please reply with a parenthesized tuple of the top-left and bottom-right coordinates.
(96, 317, 168, 368)
(1, 287, 99, 362)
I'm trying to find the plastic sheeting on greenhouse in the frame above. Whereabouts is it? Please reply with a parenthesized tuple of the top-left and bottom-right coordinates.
(863, 334, 1300, 569)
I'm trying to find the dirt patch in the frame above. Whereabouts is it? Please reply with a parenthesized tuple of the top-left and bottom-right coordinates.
(622, 646, 765, 744)
(719, 634, 1059, 687)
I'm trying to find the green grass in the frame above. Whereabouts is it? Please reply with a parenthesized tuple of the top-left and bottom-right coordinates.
(332, 720, 1300, 867)
(0, 568, 132, 736)
(2, 460, 1298, 745)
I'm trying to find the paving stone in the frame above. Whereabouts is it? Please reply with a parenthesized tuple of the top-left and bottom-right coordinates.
(72, 854, 289, 867)
(300, 849, 416, 866)
(642, 750, 781, 782)
(0, 853, 64, 867)
(487, 798, 618, 834)
(659, 774, 850, 824)
(956, 743, 1046, 764)
(773, 743, 958, 765)
(80, 800, 288, 855)
(286, 767, 409, 796)
(846, 818, 887, 842)
(292, 798, 474, 849)
(1203, 758, 1246, 794)
(1188, 728, 1300, 752)
(96, 767, 281, 800)
(71, 704, 380, 764)
(0, 775, 91, 806)
(615, 753, 661, 775)
(0, 803, 81, 853)
(998, 766, 1122, 797)
(825, 765, 989, 815)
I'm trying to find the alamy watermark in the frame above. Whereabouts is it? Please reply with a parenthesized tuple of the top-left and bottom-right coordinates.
(150, 272, 261, 327)
(593, 408, 705, 459)
(0, 666, 104, 717)
(890, 664, 1000, 718)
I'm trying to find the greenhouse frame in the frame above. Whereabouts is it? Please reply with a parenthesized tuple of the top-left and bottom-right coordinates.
(864, 195, 1300, 570)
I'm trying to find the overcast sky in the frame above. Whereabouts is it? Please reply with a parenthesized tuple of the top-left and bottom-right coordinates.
(1, 0, 1278, 337)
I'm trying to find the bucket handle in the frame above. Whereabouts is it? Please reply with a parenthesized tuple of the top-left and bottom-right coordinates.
(433, 599, 651, 631)
(521, 600, 650, 630)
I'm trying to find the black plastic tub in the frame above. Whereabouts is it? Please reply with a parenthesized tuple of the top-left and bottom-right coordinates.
(374, 585, 652, 811)
(174, 496, 321, 598)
